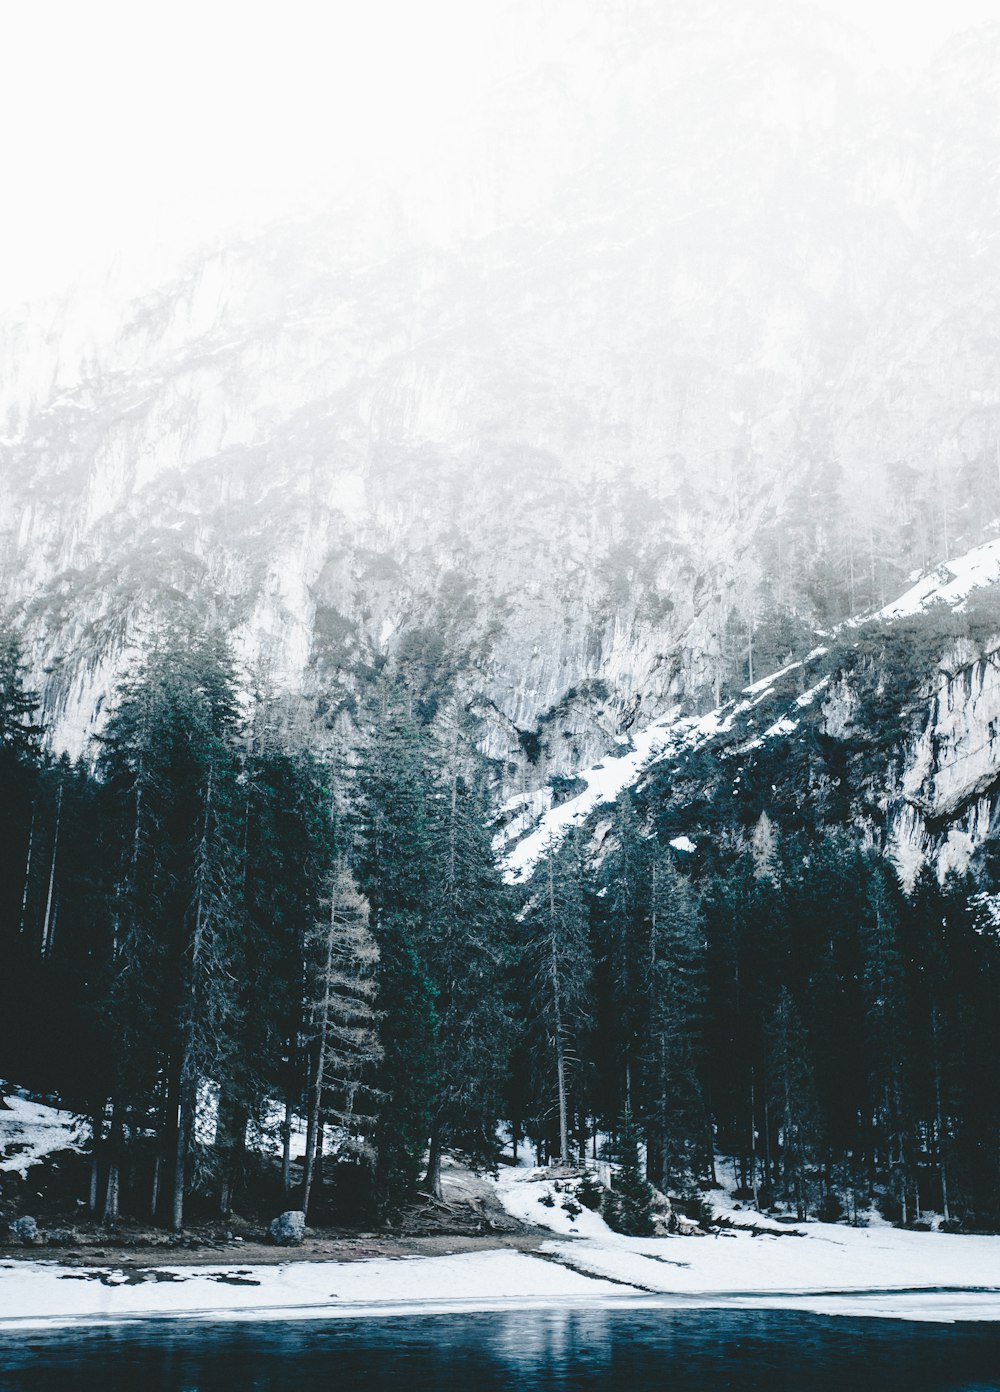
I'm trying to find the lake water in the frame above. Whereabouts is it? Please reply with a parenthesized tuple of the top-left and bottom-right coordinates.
(3, 1308, 1000, 1390)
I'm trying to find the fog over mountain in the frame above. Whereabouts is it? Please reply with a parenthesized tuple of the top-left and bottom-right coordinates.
(3, 0, 1000, 798)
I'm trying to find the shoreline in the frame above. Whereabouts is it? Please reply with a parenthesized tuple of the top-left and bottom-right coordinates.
(0, 1231, 548, 1269)
(4, 1231, 1000, 1329)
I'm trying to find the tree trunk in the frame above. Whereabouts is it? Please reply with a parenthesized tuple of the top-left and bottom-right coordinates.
(150, 1153, 162, 1220)
(88, 1108, 104, 1215)
(41, 785, 63, 956)
(282, 1089, 294, 1197)
(931, 1007, 951, 1223)
(705, 1119, 718, 1187)
(89, 1156, 100, 1215)
(301, 1066, 319, 1220)
(555, 1034, 569, 1165)
(303, 899, 337, 1219)
(218, 1097, 248, 1218)
(549, 860, 569, 1165)
(750, 1076, 760, 1211)
(425, 1123, 443, 1200)
(102, 1102, 124, 1224)
(171, 1083, 192, 1232)
(19, 810, 34, 935)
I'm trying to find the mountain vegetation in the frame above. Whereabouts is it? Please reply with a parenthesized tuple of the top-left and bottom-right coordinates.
(5, 605, 1000, 1234)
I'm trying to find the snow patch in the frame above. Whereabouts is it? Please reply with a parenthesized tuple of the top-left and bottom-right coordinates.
(0, 1086, 84, 1178)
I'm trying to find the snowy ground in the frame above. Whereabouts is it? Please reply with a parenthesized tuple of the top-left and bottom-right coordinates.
(0, 1085, 83, 1178)
(494, 1167, 1000, 1323)
(3, 1166, 1000, 1329)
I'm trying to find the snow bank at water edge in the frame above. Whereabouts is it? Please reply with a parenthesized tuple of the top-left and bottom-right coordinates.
(0, 1251, 624, 1329)
(3, 1221, 1000, 1329)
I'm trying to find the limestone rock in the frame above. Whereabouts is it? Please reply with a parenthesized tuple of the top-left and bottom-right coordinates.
(8, 1215, 40, 1245)
(268, 1210, 305, 1246)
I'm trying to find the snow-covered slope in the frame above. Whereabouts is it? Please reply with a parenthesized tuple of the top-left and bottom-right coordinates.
(0, 1087, 83, 1180)
(499, 537, 1000, 881)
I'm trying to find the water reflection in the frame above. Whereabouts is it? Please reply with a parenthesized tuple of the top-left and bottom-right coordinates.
(3, 1309, 1000, 1391)
(482, 1306, 616, 1380)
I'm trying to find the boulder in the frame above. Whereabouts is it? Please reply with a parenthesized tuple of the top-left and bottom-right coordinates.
(649, 1186, 673, 1237)
(8, 1215, 40, 1245)
(46, 1228, 79, 1246)
(268, 1210, 306, 1246)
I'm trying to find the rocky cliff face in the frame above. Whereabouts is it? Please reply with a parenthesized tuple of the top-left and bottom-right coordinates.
(500, 544, 1000, 883)
(884, 643, 1000, 882)
(5, 3, 1000, 803)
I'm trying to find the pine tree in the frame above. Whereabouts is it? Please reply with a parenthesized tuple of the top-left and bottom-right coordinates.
(597, 794, 651, 1121)
(645, 850, 707, 1195)
(0, 622, 44, 1067)
(423, 747, 515, 1196)
(374, 912, 437, 1214)
(301, 863, 381, 1219)
(766, 986, 820, 1219)
(907, 867, 955, 1223)
(603, 1109, 655, 1236)
(523, 832, 592, 1165)
(230, 704, 331, 1211)
(356, 678, 438, 1211)
(859, 856, 910, 1216)
(0, 624, 44, 759)
(97, 626, 244, 1228)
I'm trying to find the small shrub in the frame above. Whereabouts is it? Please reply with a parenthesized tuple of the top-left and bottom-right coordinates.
(576, 1169, 605, 1212)
(538, 1190, 555, 1208)
(817, 1191, 844, 1224)
(696, 1198, 716, 1230)
(875, 1191, 902, 1225)
(602, 1114, 655, 1237)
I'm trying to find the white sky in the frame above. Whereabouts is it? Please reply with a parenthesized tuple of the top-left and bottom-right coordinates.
(0, 0, 995, 314)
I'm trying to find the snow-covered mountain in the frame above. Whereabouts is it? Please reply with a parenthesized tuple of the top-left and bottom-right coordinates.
(500, 536, 1000, 884)
(4, 2, 1000, 802)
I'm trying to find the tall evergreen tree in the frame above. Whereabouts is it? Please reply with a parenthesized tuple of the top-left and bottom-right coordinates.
(301, 863, 381, 1219)
(522, 831, 593, 1164)
(597, 795, 652, 1121)
(97, 626, 244, 1228)
(423, 751, 515, 1195)
(644, 851, 707, 1195)
(766, 986, 820, 1219)
(356, 677, 437, 1210)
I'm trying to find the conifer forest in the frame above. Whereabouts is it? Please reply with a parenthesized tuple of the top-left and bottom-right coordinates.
(4, 612, 1000, 1237)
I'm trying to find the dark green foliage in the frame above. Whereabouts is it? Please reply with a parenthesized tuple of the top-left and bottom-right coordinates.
(603, 1111, 655, 1236)
(766, 987, 821, 1219)
(7, 594, 1000, 1238)
(576, 1167, 605, 1211)
(0, 624, 44, 758)
(521, 832, 593, 1163)
(373, 913, 437, 1214)
(96, 625, 246, 1226)
(645, 851, 708, 1194)
(424, 748, 516, 1177)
